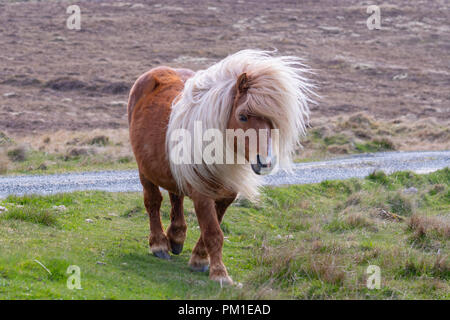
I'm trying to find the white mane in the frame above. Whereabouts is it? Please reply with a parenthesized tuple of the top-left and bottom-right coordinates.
(166, 49, 315, 200)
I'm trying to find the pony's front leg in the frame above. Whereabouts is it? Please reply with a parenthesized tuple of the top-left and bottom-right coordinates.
(191, 191, 233, 285)
(189, 238, 209, 272)
(189, 196, 236, 273)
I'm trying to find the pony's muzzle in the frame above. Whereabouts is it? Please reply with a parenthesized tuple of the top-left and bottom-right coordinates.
(251, 154, 276, 175)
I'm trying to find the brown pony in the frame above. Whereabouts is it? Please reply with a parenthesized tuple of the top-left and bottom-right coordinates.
(128, 50, 313, 284)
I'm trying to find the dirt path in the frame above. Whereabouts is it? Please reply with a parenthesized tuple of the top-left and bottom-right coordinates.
(0, 151, 448, 198)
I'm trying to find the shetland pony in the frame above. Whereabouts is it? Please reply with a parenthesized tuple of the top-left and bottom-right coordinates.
(128, 50, 314, 284)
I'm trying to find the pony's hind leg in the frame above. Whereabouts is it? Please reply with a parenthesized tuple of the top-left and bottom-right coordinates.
(140, 174, 170, 260)
(166, 193, 187, 255)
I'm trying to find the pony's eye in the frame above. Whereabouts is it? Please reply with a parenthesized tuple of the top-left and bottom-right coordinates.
(239, 114, 248, 122)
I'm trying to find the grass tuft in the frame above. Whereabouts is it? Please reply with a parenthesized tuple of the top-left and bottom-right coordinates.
(0, 132, 14, 146)
(0, 149, 9, 174)
(7, 146, 28, 162)
(408, 215, 450, 240)
(0, 206, 58, 226)
(387, 192, 415, 216)
(325, 212, 376, 233)
(367, 170, 389, 185)
(87, 135, 110, 146)
(397, 255, 449, 280)
(355, 138, 395, 153)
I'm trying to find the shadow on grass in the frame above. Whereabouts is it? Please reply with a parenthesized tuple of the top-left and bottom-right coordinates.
(114, 251, 208, 280)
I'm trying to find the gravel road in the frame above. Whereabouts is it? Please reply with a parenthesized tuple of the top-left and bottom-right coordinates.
(0, 151, 448, 198)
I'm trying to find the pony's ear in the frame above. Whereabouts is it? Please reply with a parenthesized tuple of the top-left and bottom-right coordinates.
(237, 73, 250, 94)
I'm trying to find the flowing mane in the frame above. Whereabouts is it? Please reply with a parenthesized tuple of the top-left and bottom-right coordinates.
(166, 49, 315, 200)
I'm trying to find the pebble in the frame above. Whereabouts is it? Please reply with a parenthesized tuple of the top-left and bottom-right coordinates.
(318, 26, 342, 34)
(52, 36, 66, 42)
(403, 187, 418, 194)
(277, 234, 294, 240)
(109, 101, 127, 107)
(131, 3, 145, 9)
(3, 92, 17, 98)
(393, 73, 408, 80)
(352, 62, 374, 70)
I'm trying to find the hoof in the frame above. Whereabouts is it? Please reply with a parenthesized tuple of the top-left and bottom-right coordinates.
(189, 257, 209, 272)
(152, 250, 171, 260)
(210, 275, 233, 286)
(190, 264, 209, 273)
(170, 241, 184, 255)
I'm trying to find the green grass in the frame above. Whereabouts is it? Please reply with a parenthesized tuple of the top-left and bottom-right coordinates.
(355, 139, 395, 153)
(0, 169, 448, 299)
(1, 205, 58, 226)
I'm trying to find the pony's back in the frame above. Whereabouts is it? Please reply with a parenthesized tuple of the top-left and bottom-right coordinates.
(128, 66, 188, 194)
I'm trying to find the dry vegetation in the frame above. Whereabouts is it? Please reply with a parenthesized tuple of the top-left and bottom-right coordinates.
(408, 215, 450, 248)
(0, 129, 134, 174)
(1, 110, 448, 174)
(301, 112, 450, 160)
